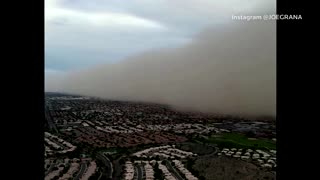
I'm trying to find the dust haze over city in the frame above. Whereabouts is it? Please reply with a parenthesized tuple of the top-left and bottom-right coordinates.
(45, 1, 277, 180)
(46, 0, 276, 119)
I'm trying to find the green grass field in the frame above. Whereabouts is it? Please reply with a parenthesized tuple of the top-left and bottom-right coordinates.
(197, 133, 276, 150)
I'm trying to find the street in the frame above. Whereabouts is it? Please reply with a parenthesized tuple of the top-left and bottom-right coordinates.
(97, 153, 113, 179)
(165, 160, 184, 180)
(135, 164, 144, 180)
(74, 162, 87, 180)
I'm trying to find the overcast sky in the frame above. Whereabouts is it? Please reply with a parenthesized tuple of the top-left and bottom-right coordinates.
(45, 0, 275, 76)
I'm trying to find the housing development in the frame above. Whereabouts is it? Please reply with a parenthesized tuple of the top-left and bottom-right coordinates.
(45, 93, 276, 180)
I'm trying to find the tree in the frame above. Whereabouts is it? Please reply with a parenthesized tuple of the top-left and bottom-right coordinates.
(153, 162, 163, 180)
(245, 131, 255, 137)
(119, 158, 125, 165)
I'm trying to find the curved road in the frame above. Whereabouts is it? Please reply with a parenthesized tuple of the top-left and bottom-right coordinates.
(202, 145, 219, 158)
(97, 153, 113, 179)
(74, 163, 87, 180)
(135, 165, 144, 180)
(97, 172, 103, 180)
(165, 160, 184, 180)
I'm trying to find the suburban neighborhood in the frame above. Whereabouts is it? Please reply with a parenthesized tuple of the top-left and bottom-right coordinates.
(45, 93, 276, 180)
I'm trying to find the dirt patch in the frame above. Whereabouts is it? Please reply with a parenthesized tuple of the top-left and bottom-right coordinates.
(193, 156, 275, 180)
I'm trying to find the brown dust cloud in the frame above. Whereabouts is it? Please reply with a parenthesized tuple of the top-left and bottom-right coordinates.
(47, 20, 276, 119)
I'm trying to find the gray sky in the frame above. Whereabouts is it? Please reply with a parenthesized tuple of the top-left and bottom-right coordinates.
(45, 0, 275, 73)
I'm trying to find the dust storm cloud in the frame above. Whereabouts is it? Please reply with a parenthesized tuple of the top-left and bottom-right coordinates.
(52, 20, 276, 118)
